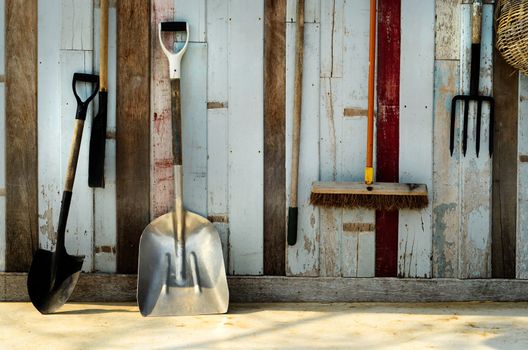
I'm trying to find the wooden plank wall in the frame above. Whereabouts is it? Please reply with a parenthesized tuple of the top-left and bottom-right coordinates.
(0, 0, 6, 271)
(263, 0, 286, 276)
(433, 1, 495, 279)
(398, 0, 434, 278)
(2, 0, 528, 279)
(492, 50, 518, 278)
(37, 0, 117, 274)
(518, 75, 528, 279)
(5, 0, 38, 272)
(116, 0, 150, 273)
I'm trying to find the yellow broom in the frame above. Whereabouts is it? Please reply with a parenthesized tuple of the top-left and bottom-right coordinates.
(310, 0, 428, 210)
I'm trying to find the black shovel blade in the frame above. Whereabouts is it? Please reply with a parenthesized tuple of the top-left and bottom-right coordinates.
(88, 91, 108, 188)
(27, 248, 84, 314)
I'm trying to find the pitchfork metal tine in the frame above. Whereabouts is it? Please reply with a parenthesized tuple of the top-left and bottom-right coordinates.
(450, 96, 459, 156)
(462, 98, 470, 157)
(476, 100, 482, 157)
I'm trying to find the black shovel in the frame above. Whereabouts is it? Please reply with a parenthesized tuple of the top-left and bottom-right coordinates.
(27, 73, 99, 314)
(450, 0, 494, 158)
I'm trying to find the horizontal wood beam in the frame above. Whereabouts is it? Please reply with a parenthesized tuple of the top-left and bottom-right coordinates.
(3, 273, 528, 303)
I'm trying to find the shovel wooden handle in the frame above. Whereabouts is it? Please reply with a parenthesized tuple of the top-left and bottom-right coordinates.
(100, 0, 109, 91)
(171, 79, 183, 166)
(288, 0, 305, 246)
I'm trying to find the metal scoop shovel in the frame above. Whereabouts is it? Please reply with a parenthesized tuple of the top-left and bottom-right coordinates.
(137, 22, 229, 317)
(27, 73, 99, 314)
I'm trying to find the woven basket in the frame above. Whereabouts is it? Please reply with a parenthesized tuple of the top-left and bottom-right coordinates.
(496, 0, 528, 75)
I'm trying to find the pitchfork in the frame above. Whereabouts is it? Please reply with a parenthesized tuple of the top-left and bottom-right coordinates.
(450, 0, 494, 158)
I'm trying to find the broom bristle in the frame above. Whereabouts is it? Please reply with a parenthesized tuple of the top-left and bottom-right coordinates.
(310, 192, 429, 210)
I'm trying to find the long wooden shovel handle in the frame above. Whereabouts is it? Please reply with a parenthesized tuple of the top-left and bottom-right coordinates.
(58, 73, 98, 250)
(471, 0, 482, 45)
(100, 0, 109, 91)
(365, 0, 376, 185)
(290, 0, 304, 208)
(171, 79, 185, 251)
(288, 0, 305, 246)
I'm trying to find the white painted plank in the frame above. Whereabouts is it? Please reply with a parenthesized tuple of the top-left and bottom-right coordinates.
(285, 22, 320, 277)
(320, 0, 343, 78)
(0, 0, 5, 75)
(38, 0, 62, 253)
(398, 0, 435, 278)
(175, 0, 206, 43)
(432, 0, 462, 279)
(227, 0, 264, 275)
(181, 43, 208, 216)
(93, 2, 117, 273)
(432, 60, 461, 278)
(206, 0, 229, 223)
(286, 0, 320, 23)
(60, 50, 95, 272)
(458, 4, 493, 278)
(0, 83, 5, 271)
(517, 74, 528, 279)
(318, 77, 342, 277)
(340, 0, 374, 278)
(342, 209, 375, 277)
(61, 0, 93, 50)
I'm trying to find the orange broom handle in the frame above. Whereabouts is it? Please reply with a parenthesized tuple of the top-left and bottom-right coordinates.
(365, 0, 376, 185)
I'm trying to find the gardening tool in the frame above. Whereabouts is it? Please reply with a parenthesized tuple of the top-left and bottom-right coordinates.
(310, 0, 428, 210)
(137, 22, 229, 317)
(450, 0, 495, 157)
(288, 0, 305, 246)
(88, 0, 109, 187)
(27, 73, 99, 314)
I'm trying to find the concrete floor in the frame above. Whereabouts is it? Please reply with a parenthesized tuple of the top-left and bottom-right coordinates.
(1, 302, 528, 349)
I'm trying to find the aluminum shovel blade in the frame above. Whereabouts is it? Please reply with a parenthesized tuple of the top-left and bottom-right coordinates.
(137, 210, 229, 317)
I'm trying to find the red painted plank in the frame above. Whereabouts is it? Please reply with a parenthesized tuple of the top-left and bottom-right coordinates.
(375, 0, 400, 277)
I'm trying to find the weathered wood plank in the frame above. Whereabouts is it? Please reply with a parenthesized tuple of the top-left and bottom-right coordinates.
(116, 0, 150, 273)
(320, 0, 343, 78)
(432, 61, 461, 278)
(206, 0, 230, 268)
(435, 0, 461, 60)
(61, 0, 93, 51)
(60, 50, 95, 272)
(458, 4, 493, 278)
(375, 0, 400, 278)
(94, 1, 117, 273)
(340, 0, 374, 277)
(517, 74, 528, 279)
(0, 0, 5, 75)
(37, 0, 62, 256)
(491, 49, 518, 279)
(286, 22, 320, 277)
(342, 209, 375, 277)
(5, 0, 38, 271)
(5, 273, 528, 303)
(263, 0, 286, 276)
(175, 0, 206, 43)
(181, 43, 208, 216)
(150, 0, 174, 219)
(318, 77, 342, 277)
(227, 0, 264, 275)
(318, 0, 346, 278)
(398, 0, 434, 278)
(286, 0, 320, 23)
(0, 83, 5, 271)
